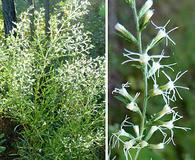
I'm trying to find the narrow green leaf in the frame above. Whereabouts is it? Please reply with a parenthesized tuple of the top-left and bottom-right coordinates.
(0, 146, 6, 153)
(114, 95, 130, 105)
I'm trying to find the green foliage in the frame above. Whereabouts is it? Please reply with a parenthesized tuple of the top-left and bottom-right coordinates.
(0, 0, 104, 159)
(0, 133, 6, 154)
(84, 0, 105, 57)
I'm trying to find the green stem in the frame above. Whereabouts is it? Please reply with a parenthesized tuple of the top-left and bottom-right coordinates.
(132, 1, 142, 53)
(132, 0, 148, 159)
(140, 64, 148, 136)
(134, 149, 141, 160)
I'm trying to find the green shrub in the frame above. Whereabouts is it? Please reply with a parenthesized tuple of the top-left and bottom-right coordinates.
(0, 0, 104, 159)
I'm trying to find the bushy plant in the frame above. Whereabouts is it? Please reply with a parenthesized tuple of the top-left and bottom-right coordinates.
(0, 0, 104, 159)
(109, 0, 190, 159)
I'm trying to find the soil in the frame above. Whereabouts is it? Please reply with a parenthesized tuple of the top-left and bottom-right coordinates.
(0, 117, 21, 160)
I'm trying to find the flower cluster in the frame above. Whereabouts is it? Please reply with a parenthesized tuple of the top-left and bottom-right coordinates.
(110, 0, 190, 159)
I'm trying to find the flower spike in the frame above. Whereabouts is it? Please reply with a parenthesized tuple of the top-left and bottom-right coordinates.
(159, 112, 191, 145)
(160, 71, 189, 101)
(148, 50, 176, 78)
(151, 20, 178, 46)
(147, 20, 178, 51)
(110, 0, 190, 159)
(123, 49, 169, 65)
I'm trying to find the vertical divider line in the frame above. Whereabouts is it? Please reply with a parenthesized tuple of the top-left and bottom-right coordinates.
(105, 0, 109, 159)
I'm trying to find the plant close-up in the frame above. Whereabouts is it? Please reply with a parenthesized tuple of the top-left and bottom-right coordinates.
(109, 0, 191, 159)
(0, 0, 105, 159)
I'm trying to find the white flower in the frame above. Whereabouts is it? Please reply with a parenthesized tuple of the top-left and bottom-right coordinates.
(154, 104, 176, 121)
(122, 49, 169, 65)
(109, 116, 134, 149)
(122, 51, 150, 65)
(150, 75, 169, 104)
(147, 20, 178, 51)
(110, 129, 133, 149)
(161, 70, 189, 101)
(159, 112, 190, 145)
(124, 139, 136, 150)
(148, 50, 176, 78)
(126, 92, 142, 115)
(150, 83, 163, 96)
(123, 139, 136, 160)
(112, 82, 132, 100)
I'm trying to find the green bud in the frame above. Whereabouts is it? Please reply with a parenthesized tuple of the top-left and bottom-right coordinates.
(115, 23, 137, 44)
(125, 0, 133, 5)
(139, 9, 154, 30)
(139, 0, 153, 19)
(149, 143, 164, 150)
(145, 126, 158, 141)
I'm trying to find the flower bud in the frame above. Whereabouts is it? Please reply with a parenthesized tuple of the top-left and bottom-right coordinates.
(145, 126, 158, 141)
(119, 129, 133, 138)
(161, 120, 174, 129)
(126, 102, 142, 116)
(155, 104, 173, 121)
(133, 125, 140, 137)
(124, 139, 136, 150)
(126, 93, 142, 115)
(126, 102, 138, 112)
(125, 0, 133, 5)
(160, 81, 174, 91)
(140, 141, 148, 148)
(149, 86, 163, 97)
(145, 9, 154, 21)
(115, 23, 137, 44)
(112, 83, 133, 100)
(140, 9, 154, 30)
(139, 0, 153, 19)
(149, 143, 164, 150)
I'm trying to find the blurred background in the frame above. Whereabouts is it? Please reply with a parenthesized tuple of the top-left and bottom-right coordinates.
(108, 0, 195, 159)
